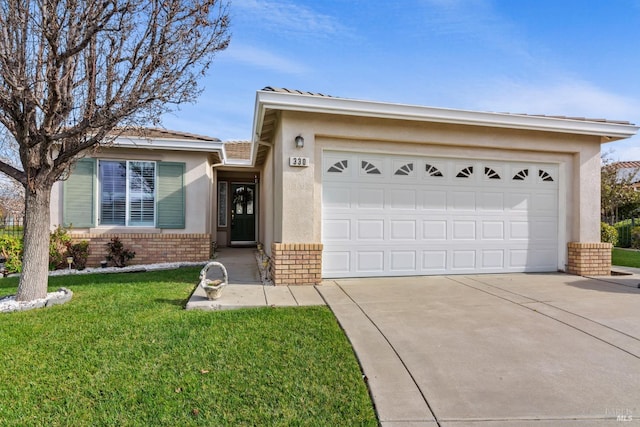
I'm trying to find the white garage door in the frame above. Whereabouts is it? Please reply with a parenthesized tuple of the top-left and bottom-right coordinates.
(322, 151, 559, 278)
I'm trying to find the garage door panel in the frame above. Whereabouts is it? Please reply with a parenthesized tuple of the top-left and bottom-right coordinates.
(452, 250, 476, 270)
(323, 219, 351, 241)
(390, 250, 417, 272)
(423, 220, 447, 240)
(390, 220, 417, 240)
(509, 249, 529, 269)
(530, 248, 558, 269)
(358, 188, 385, 209)
(356, 219, 384, 240)
(452, 220, 476, 240)
(323, 251, 351, 274)
(481, 249, 505, 269)
(507, 193, 530, 211)
(509, 221, 529, 239)
(422, 250, 447, 271)
(481, 221, 505, 240)
(357, 251, 385, 273)
(389, 189, 417, 210)
(323, 185, 352, 209)
(452, 191, 476, 211)
(533, 192, 558, 213)
(480, 192, 505, 211)
(322, 152, 559, 277)
(423, 190, 447, 210)
(531, 220, 558, 241)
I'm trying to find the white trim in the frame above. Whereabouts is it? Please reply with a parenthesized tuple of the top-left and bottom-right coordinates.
(112, 135, 224, 153)
(253, 90, 639, 142)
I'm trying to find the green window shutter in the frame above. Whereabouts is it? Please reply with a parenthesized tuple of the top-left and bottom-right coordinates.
(157, 162, 185, 229)
(63, 158, 96, 227)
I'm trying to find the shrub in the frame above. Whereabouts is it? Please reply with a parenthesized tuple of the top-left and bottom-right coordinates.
(67, 241, 90, 270)
(601, 222, 618, 246)
(631, 226, 640, 249)
(50, 225, 72, 270)
(106, 237, 135, 267)
(0, 235, 23, 273)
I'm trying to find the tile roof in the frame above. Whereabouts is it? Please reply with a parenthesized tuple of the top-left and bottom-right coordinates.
(613, 161, 640, 169)
(262, 86, 335, 98)
(116, 127, 221, 142)
(224, 141, 252, 160)
(261, 87, 633, 126)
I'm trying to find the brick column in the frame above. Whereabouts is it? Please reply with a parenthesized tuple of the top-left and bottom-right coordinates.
(270, 243, 323, 286)
(567, 242, 612, 276)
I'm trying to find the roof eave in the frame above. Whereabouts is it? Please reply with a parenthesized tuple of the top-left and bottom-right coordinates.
(112, 135, 225, 153)
(254, 90, 639, 141)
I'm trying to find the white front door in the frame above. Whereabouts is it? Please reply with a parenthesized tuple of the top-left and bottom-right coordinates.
(321, 151, 559, 278)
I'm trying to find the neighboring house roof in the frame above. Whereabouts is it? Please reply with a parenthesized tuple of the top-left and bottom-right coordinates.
(612, 161, 640, 184)
(254, 87, 639, 147)
(614, 161, 640, 169)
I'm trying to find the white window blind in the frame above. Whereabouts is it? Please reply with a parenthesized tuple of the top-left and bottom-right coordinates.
(99, 160, 156, 227)
(128, 161, 156, 226)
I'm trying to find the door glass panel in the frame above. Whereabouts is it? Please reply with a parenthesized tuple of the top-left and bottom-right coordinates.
(247, 188, 254, 215)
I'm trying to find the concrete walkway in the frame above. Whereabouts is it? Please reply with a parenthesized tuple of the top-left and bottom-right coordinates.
(185, 248, 325, 310)
(318, 273, 640, 426)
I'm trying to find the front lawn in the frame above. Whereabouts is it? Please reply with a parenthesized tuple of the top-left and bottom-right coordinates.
(0, 268, 377, 426)
(612, 247, 640, 268)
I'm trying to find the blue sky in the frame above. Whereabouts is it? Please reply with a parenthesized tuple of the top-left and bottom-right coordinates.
(162, 0, 640, 160)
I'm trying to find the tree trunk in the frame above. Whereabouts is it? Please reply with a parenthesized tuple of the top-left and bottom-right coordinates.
(15, 185, 52, 301)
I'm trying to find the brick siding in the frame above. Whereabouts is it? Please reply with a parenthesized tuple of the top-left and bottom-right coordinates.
(566, 242, 611, 276)
(70, 233, 212, 267)
(270, 243, 323, 286)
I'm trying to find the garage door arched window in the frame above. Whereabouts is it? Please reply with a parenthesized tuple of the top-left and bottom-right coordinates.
(394, 163, 414, 176)
(425, 164, 443, 177)
(538, 169, 554, 182)
(513, 169, 529, 181)
(327, 160, 348, 173)
(484, 167, 501, 180)
(361, 160, 381, 175)
(456, 166, 474, 178)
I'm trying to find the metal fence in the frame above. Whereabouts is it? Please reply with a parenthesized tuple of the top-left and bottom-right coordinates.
(0, 217, 24, 238)
(614, 218, 637, 248)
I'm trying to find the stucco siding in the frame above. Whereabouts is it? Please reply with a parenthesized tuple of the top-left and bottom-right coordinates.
(51, 148, 213, 235)
(270, 110, 603, 273)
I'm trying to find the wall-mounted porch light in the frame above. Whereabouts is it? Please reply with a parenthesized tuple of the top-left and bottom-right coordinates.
(294, 135, 304, 148)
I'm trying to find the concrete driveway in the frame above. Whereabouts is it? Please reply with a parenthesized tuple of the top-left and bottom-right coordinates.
(318, 273, 640, 426)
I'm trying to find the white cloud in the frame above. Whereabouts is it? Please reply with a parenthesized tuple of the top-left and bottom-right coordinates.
(469, 78, 640, 161)
(233, 0, 347, 37)
(222, 43, 310, 74)
(474, 78, 640, 121)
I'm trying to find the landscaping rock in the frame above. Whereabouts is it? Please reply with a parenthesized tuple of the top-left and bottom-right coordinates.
(0, 287, 73, 313)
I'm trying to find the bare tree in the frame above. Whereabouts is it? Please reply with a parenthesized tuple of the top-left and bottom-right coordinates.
(0, 0, 230, 301)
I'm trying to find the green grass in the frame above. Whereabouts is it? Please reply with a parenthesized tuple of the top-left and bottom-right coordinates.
(0, 268, 377, 426)
(612, 247, 640, 268)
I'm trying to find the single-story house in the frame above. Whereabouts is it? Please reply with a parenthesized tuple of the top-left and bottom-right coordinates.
(613, 160, 640, 190)
(50, 87, 639, 283)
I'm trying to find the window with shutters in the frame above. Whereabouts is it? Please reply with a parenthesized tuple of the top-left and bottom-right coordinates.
(99, 160, 156, 226)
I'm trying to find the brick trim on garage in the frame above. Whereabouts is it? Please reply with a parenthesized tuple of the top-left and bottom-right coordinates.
(70, 233, 212, 267)
(567, 242, 611, 276)
(271, 243, 323, 286)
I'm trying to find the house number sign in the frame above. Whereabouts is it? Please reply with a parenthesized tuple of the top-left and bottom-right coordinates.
(289, 157, 310, 167)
